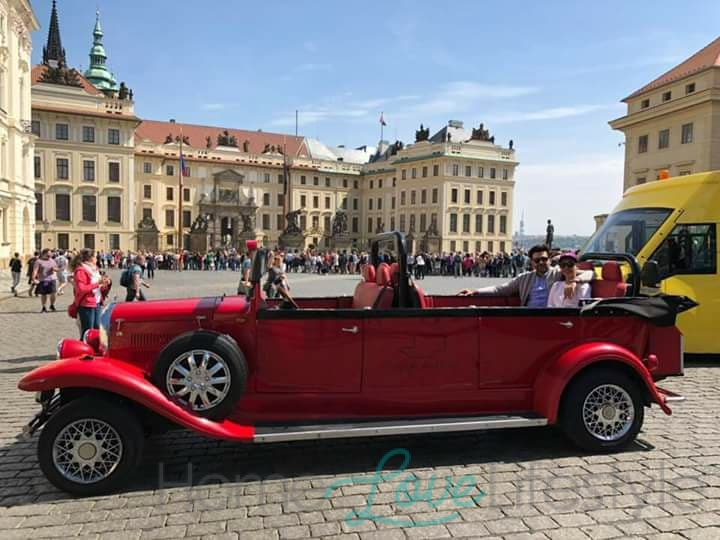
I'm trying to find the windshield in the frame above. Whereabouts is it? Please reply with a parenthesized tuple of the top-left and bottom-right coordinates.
(583, 208, 673, 256)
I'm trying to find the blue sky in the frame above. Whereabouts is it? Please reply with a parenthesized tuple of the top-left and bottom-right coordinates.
(30, 0, 720, 235)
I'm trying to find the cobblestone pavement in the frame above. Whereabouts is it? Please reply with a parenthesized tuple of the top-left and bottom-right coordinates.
(0, 270, 718, 539)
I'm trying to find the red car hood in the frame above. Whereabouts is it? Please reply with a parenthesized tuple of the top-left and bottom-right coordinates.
(111, 296, 222, 323)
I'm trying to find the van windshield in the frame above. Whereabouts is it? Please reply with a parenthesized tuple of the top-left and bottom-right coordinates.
(583, 208, 673, 256)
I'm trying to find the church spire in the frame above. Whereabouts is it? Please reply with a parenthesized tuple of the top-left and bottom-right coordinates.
(84, 9, 119, 96)
(42, 0, 67, 68)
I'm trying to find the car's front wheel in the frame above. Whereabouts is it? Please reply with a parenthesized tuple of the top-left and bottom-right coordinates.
(38, 396, 144, 496)
(560, 368, 645, 452)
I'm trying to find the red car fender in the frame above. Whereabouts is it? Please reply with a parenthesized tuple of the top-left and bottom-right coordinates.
(533, 342, 671, 424)
(18, 356, 255, 442)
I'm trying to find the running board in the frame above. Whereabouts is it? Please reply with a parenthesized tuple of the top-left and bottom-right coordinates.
(253, 414, 547, 443)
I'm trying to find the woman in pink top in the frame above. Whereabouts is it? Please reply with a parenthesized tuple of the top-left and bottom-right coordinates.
(71, 249, 109, 338)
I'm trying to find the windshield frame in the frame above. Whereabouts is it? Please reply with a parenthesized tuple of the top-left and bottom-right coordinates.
(582, 207, 675, 258)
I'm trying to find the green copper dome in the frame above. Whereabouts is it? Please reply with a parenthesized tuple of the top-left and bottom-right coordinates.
(84, 11, 119, 95)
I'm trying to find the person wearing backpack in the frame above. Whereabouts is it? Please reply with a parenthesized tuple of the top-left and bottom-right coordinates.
(124, 254, 149, 302)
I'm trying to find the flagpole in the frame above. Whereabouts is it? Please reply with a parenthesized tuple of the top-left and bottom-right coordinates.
(177, 128, 183, 271)
(380, 111, 384, 142)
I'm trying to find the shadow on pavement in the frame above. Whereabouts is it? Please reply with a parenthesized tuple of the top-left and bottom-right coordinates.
(0, 424, 656, 507)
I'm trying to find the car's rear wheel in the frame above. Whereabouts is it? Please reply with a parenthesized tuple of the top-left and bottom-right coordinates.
(153, 332, 247, 420)
(560, 368, 645, 452)
(38, 397, 144, 496)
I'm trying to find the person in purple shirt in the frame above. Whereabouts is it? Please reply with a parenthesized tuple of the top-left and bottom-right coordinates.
(32, 248, 58, 313)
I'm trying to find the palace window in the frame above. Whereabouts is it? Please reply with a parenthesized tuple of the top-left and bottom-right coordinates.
(324, 197, 330, 209)
(108, 128, 120, 145)
(183, 210, 192, 228)
(313, 196, 319, 208)
(490, 167, 496, 179)
(56, 158, 69, 180)
(452, 164, 459, 176)
(433, 164, 439, 176)
(108, 162, 120, 182)
(641, 98, 650, 109)
(84, 234, 95, 250)
(500, 215, 507, 234)
(477, 190, 483, 205)
(109, 234, 120, 250)
(449, 214, 457, 233)
(488, 215, 495, 234)
(432, 188, 438, 204)
(465, 165, 472, 177)
(475, 214, 483, 233)
(82, 195, 97, 222)
(464, 189, 470, 204)
(143, 185, 152, 199)
(82, 126, 95, 143)
(686, 83, 696, 94)
(411, 191, 416, 205)
(143, 162, 152, 174)
(166, 165, 174, 176)
(451, 188, 458, 203)
(184, 188, 191, 202)
(489, 191, 496, 205)
(108, 197, 121, 223)
(658, 129, 670, 149)
(55, 123, 69, 140)
(165, 209, 175, 227)
(501, 192, 507, 206)
(422, 166, 428, 178)
(681, 123, 693, 144)
(83, 160, 95, 182)
(638, 134, 648, 153)
(411, 168, 417, 179)
(300, 175, 306, 185)
(34, 156, 41, 179)
(313, 176, 319, 186)
(263, 193, 270, 206)
(31, 120, 40, 136)
(662, 91, 672, 102)
(35, 193, 43, 221)
(166, 187, 174, 201)
(421, 189, 427, 204)
(462, 214, 470, 233)
(502, 168, 509, 180)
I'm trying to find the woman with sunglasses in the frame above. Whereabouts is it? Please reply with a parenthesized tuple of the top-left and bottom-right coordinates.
(547, 252, 591, 307)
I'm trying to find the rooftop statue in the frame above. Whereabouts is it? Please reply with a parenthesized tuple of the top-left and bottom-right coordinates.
(415, 124, 430, 142)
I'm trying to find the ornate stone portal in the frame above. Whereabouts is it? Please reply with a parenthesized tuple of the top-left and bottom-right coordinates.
(196, 169, 260, 251)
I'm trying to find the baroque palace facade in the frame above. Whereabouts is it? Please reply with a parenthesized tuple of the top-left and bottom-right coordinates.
(0, 0, 38, 268)
(610, 36, 720, 191)
(28, 2, 516, 257)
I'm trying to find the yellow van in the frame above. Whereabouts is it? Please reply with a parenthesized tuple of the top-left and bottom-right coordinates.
(583, 171, 719, 359)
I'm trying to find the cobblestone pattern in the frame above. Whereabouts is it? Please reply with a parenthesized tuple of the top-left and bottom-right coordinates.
(0, 271, 718, 539)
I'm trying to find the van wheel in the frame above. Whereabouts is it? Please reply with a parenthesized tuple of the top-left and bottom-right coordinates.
(560, 368, 644, 452)
(153, 332, 247, 420)
(38, 397, 143, 496)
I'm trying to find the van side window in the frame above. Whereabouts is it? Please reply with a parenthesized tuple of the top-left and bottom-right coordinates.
(651, 224, 716, 278)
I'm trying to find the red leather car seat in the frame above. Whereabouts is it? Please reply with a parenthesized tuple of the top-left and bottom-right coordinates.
(374, 263, 395, 309)
(592, 261, 628, 298)
(352, 264, 379, 308)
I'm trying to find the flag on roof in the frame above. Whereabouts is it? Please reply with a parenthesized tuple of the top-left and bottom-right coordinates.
(379, 113, 387, 126)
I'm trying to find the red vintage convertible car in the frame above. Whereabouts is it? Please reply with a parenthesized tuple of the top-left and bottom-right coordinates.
(18, 233, 693, 495)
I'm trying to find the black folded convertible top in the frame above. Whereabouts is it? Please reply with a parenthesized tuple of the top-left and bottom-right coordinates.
(580, 295, 698, 327)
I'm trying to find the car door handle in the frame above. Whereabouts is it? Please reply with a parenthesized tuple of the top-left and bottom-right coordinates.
(558, 321, 574, 328)
(341, 326, 359, 334)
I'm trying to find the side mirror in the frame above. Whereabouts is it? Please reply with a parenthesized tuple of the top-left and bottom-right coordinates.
(641, 261, 661, 288)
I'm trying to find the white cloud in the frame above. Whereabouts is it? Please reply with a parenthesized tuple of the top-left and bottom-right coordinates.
(488, 104, 620, 124)
(514, 154, 624, 236)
